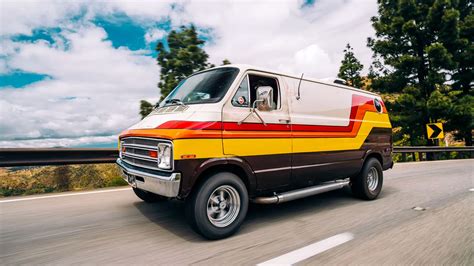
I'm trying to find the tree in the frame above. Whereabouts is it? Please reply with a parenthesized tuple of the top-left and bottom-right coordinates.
(432, 0, 473, 146)
(338, 43, 364, 88)
(367, 0, 463, 146)
(222, 59, 232, 65)
(139, 25, 212, 118)
(139, 100, 153, 118)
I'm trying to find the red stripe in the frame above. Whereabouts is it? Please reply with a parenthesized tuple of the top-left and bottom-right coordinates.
(158, 120, 222, 130)
(156, 94, 376, 133)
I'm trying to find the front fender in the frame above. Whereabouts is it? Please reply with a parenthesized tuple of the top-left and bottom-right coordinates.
(176, 157, 257, 198)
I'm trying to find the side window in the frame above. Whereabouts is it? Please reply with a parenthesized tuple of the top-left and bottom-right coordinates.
(232, 76, 250, 107)
(248, 74, 279, 110)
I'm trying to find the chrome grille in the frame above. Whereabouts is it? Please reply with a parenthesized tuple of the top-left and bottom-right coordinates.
(121, 137, 161, 171)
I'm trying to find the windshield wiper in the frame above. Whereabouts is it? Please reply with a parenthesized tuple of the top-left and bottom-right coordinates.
(164, 98, 186, 106)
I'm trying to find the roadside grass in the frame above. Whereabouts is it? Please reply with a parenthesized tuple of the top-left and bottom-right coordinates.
(0, 164, 127, 197)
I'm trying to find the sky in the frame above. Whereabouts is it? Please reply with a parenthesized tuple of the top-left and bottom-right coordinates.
(0, 0, 378, 148)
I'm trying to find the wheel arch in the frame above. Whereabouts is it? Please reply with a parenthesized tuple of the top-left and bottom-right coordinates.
(364, 151, 383, 166)
(183, 157, 256, 199)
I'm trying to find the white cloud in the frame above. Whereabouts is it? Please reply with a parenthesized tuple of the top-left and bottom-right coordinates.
(0, 0, 378, 147)
(0, 24, 159, 147)
(175, 0, 376, 77)
(144, 28, 166, 44)
(0, 0, 84, 35)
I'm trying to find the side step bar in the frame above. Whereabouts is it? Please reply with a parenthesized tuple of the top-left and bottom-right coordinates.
(252, 180, 350, 204)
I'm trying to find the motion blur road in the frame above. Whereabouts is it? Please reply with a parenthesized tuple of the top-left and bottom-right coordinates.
(1, 159, 473, 265)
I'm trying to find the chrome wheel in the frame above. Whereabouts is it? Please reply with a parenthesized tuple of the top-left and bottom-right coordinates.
(367, 167, 379, 192)
(206, 185, 241, 228)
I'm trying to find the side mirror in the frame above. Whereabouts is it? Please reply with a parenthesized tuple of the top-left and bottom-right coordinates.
(255, 86, 274, 111)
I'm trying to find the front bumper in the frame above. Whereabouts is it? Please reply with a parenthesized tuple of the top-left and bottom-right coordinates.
(116, 158, 181, 198)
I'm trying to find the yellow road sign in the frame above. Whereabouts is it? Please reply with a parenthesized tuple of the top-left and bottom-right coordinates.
(426, 123, 444, 139)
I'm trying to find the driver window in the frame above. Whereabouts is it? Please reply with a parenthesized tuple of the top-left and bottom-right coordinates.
(249, 74, 279, 110)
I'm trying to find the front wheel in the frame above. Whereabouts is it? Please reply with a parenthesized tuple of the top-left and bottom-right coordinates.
(185, 172, 248, 240)
(351, 158, 383, 200)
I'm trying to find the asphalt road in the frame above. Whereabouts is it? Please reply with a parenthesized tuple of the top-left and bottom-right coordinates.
(1, 159, 473, 265)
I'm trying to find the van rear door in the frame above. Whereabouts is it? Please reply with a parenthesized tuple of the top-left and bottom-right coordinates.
(222, 72, 292, 191)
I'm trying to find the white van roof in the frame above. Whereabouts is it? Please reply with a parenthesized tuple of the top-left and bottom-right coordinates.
(212, 64, 378, 96)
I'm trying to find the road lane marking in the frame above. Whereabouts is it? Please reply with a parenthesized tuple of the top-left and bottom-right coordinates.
(0, 187, 131, 203)
(469, 188, 474, 192)
(257, 232, 354, 265)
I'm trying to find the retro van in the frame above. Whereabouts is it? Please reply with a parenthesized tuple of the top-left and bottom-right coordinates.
(116, 64, 393, 239)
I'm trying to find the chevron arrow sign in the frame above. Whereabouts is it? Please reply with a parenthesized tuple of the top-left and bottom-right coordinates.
(426, 123, 444, 139)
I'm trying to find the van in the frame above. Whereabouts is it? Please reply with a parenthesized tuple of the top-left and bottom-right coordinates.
(116, 64, 393, 239)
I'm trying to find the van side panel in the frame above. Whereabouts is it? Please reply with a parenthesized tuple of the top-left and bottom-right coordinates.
(285, 76, 391, 188)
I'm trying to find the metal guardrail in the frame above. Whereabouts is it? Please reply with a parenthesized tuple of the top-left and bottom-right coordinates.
(0, 148, 118, 167)
(393, 146, 474, 153)
(0, 146, 472, 167)
(393, 146, 474, 162)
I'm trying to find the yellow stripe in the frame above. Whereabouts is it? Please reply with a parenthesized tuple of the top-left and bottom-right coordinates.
(173, 112, 391, 159)
(173, 139, 225, 160)
(294, 112, 391, 153)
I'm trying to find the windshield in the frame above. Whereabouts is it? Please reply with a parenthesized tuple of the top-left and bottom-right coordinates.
(160, 67, 239, 107)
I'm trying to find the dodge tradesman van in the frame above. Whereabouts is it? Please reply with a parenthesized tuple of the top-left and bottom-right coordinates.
(116, 64, 393, 239)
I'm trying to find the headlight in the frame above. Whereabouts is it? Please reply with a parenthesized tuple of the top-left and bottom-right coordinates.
(157, 142, 172, 170)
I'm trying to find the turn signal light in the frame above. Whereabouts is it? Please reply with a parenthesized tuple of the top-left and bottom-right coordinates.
(181, 154, 196, 159)
(149, 151, 158, 158)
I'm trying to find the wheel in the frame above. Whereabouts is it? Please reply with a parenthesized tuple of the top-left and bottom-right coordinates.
(351, 158, 383, 200)
(185, 172, 248, 240)
(133, 187, 167, 203)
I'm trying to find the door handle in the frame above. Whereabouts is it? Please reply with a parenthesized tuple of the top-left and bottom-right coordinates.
(279, 119, 290, 124)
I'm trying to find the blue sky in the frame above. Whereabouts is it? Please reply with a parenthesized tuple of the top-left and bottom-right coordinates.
(0, 0, 377, 148)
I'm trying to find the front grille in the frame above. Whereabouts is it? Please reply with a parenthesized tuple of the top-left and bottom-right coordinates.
(121, 137, 162, 171)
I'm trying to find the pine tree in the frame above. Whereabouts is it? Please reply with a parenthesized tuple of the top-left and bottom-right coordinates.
(156, 25, 211, 99)
(139, 100, 153, 119)
(338, 43, 364, 88)
(432, 0, 473, 146)
(367, 0, 459, 146)
(139, 25, 211, 118)
(222, 59, 232, 65)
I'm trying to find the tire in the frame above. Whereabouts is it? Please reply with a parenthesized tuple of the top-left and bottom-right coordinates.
(133, 187, 167, 203)
(351, 158, 383, 200)
(185, 172, 248, 240)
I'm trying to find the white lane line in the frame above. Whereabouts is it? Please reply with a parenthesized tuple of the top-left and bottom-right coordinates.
(469, 188, 474, 192)
(257, 232, 354, 266)
(0, 187, 131, 203)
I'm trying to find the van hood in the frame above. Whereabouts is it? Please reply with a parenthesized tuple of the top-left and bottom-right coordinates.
(119, 103, 222, 140)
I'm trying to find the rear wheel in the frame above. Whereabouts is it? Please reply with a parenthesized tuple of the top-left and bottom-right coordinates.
(185, 172, 248, 240)
(133, 187, 167, 203)
(351, 158, 383, 200)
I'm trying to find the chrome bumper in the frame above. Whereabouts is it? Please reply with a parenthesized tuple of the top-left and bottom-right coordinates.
(116, 158, 181, 198)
